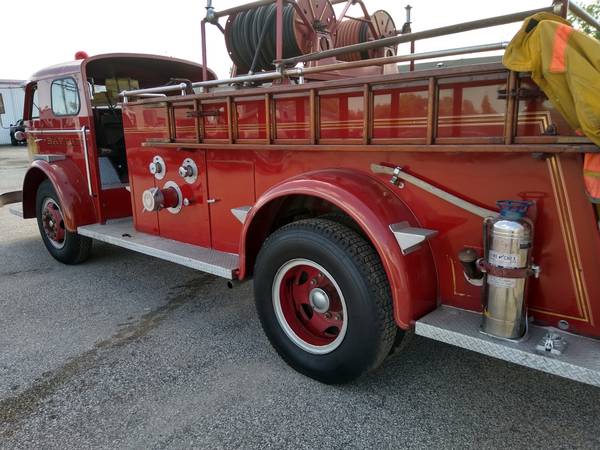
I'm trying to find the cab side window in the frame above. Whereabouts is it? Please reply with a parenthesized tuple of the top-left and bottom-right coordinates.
(31, 85, 40, 119)
(51, 77, 80, 116)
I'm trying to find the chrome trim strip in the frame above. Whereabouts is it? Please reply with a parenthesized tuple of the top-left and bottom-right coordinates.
(79, 126, 93, 197)
(28, 128, 88, 135)
(372, 164, 497, 218)
(33, 154, 66, 163)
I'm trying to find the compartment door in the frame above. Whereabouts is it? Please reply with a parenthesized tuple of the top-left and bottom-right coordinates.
(157, 150, 211, 248)
(207, 161, 255, 254)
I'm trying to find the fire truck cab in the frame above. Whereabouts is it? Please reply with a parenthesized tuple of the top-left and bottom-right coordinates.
(16, 54, 215, 241)
(3, 0, 600, 387)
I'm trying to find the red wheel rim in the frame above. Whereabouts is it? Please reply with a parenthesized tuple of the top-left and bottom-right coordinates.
(41, 198, 66, 249)
(273, 259, 347, 354)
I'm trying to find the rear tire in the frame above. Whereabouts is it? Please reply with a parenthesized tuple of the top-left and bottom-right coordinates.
(254, 219, 397, 384)
(36, 180, 92, 265)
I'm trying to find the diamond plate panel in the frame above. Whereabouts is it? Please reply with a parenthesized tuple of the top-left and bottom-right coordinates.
(416, 306, 600, 388)
(78, 218, 238, 279)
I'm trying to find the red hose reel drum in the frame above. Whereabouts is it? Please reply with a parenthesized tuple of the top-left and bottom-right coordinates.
(294, 0, 338, 54)
(335, 10, 397, 62)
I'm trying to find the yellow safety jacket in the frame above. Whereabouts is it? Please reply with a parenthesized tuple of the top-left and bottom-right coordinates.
(503, 12, 600, 202)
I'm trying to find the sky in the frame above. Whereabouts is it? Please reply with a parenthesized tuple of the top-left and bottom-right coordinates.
(2, 0, 554, 81)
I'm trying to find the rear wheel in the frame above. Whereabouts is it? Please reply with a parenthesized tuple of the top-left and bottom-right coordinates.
(254, 219, 397, 384)
(36, 180, 92, 264)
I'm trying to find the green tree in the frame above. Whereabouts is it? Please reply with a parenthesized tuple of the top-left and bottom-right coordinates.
(569, 1, 600, 40)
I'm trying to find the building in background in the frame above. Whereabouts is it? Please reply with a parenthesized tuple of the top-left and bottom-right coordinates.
(0, 80, 25, 145)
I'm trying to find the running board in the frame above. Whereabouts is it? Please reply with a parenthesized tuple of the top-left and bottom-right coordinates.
(9, 203, 24, 218)
(0, 190, 22, 207)
(78, 218, 238, 279)
(416, 306, 600, 388)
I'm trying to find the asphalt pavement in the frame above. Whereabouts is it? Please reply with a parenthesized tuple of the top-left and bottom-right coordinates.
(1, 144, 599, 449)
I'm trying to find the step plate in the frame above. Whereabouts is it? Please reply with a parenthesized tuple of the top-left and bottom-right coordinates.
(416, 306, 600, 388)
(9, 203, 24, 218)
(78, 218, 238, 279)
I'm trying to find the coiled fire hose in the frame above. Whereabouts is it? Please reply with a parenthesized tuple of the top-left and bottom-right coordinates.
(225, 4, 303, 73)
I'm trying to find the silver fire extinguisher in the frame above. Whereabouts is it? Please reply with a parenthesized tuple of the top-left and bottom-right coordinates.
(479, 201, 539, 340)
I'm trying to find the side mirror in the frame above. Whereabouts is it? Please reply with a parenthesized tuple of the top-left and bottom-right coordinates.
(0, 93, 5, 115)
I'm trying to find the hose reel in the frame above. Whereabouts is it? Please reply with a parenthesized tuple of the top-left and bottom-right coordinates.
(224, 0, 337, 74)
(335, 10, 397, 62)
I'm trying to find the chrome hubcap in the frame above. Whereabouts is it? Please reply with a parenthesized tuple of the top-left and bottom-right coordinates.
(309, 288, 330, 313)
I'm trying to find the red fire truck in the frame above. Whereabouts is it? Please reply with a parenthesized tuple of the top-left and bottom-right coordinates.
(2, 0, 600, 386)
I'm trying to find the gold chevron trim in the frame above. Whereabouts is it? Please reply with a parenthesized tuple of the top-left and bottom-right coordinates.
(542, 155, 592, 323)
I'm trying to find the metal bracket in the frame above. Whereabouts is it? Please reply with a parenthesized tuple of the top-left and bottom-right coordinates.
(464, 272, 484, 287)
(536, 332, 568, 357)
(389, 221, 438, 255)
(231, 206, 252, 224)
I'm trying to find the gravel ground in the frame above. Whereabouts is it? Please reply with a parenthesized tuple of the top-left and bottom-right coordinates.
(1, 145, 599, 449)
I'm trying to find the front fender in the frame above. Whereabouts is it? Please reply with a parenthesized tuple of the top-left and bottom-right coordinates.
(239, 169, 438, 329)
(22, 159, 97, 231)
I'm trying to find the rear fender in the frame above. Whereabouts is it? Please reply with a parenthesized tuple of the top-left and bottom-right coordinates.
(22, 159, 97, 231)
(239, 169, 438, 329)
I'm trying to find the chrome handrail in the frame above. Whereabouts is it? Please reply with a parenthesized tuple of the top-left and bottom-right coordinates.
(120, 83, 189, 104)
(120, 0, 595, 101)
(570, 2, 600, 32)
(277, 6, 554, 66)
(28, 128, 88, 135)
(120, 42, 508, 100)
(80, 126, 93, 197)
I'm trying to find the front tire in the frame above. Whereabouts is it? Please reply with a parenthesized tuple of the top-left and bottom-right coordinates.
(254, 219, 397, 384)
(36, 180, 92, 265)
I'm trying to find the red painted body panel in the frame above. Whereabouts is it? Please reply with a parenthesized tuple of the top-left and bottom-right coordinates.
(21, 54, 600, 339)
(207, 159, 256, 253)
(238, 169, 438, 328)
(21, 54, 213, 234)
(22, 160, 97, 230)
(158, 151, 211, 247)
(120, 64, 600, 337)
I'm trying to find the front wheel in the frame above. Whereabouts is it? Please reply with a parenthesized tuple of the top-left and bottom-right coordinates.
(254, 219, 397, 384)
(36, 180, 92, 265)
